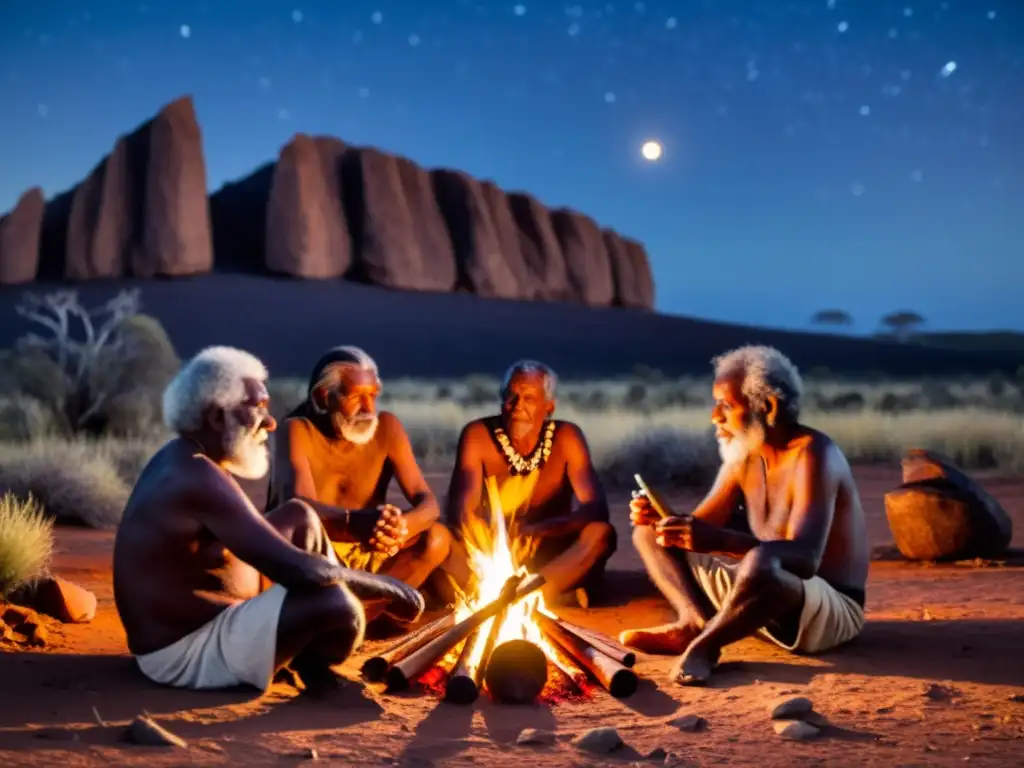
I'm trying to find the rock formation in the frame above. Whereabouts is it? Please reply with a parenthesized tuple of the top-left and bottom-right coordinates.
(5, 93, 655, 309)
(33, 96, 213, 281)
(551, 208, 615, 306)
(265, 134, 351, 279)
(603, 229, 655, 310)
(0, 187, 45, 285)
(883, 449, 1013, 561)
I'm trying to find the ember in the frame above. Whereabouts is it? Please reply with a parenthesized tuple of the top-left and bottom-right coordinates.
(363, 477, 645, 704)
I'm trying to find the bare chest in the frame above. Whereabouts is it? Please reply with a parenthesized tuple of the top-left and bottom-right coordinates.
(740, 461, 796, 540)
(309, 441, 390, 507)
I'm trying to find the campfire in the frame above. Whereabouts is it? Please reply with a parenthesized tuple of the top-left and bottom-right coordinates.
(361, 478, 640, 704)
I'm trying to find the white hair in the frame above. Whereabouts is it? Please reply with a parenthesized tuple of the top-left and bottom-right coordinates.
(309, 345, 380, 415)
(163, 346, 269, 434)
(711, 345, 803, 421)
(501, 359, 558, 400)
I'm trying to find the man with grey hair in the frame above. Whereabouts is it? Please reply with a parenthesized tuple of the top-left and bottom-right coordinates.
(114, 346, 424, 695)
(446, 359, 616, 608)
(623, 345, 869, 686)
(271, 346, 453, 634)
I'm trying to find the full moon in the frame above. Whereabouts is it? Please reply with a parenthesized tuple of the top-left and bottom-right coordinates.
(641, 140, 663, 161)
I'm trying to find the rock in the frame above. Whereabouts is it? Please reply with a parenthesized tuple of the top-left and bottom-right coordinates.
(664, 753, 687, 766)
(1, 603, 36, 626)
(516, 728, 556, 746)
(924, 683, 959, 701)
(265, 133, 351, 279)
(208, 162, 275, 273)
(0, 187, 45, 284)
(65, 138, 132, 279)
(341, 147, 457, 292)
(803, 711, 829, 728)
(303, 746, 319, 760)
(507, 192, 571, 301)
(771, 697, 815, 720)
(1009, 694, 1024, 704)
(551, 208, 615, 306)
(22, 620, 48, 647)
(646, 747, 667, 760)
(481, 181, 537, 298)
(669, 714, 707, 732)
(774, 720, 820, 741)
(431, 169, 525, 299)
(573, 726, 623, 753)
(884, 449, 1012, 561)
(603, 229, 655, 310)
(125, 714, 188, 748)
(26, 576, 97, 624)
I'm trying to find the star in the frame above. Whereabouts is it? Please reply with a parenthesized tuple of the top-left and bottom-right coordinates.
(179, 24, 190, 38)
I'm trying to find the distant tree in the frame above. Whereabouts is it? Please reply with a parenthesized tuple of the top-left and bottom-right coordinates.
(810, 309, 854, 329)
(880, 310, 926, 342)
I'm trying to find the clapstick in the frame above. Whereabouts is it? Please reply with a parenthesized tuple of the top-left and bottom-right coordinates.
(633, 474, 675, 520)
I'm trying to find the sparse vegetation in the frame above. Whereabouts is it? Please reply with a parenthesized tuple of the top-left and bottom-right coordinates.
(1, 290, 1022, 529)
(0, 492, 54, 598)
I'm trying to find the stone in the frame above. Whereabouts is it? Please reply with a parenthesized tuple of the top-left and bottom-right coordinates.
(265, 133, 351, 278)
(507, 192, 571, 301)
(431, 169, 524, 299)
(884, 449, 1012, 561)
(29, 576, 97, 624)
(664, 753, 687, 766)
(603, 229, 655, 310)
(125, 714, 188, 748)
(208, 162, 275, 273)
(0, 187, 45, 285)
(22, 620, 49, 647)
(481, 181, 537, 298)
(573, 726, 623, 753)
(803, 711, 829, 728)
(1009, 694, 1024, 704)
(341, 147, 457, 292)
(646, 747, 667, 760)
(551, 208, 615, 306)
(65, 138, 132, 279)
(668, 714, 707, 732)
(771, 697, 815, 720)
(516, 728, 556, 746)
(774, 720, 820, 741)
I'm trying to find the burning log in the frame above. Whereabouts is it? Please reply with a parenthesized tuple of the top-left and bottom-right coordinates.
(542, 629, 590, 691)
(385, 573, 543, 693)
(534, 610, 638, 699)
(361, 610, 456, 682)
(551, 617, 636, 668)
(445, 575, 518, 704)
(484, 639, 549, 704)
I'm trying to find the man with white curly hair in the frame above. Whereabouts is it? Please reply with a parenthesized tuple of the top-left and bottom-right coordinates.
(113, 346, 424, 695)
(623, 345, 869, 686)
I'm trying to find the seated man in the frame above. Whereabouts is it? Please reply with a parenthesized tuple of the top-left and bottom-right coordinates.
(113, 346, 423, 693)
(271, 346, 454, 623)
(447, 360, 616, 608)
(622, 345, 869, 685)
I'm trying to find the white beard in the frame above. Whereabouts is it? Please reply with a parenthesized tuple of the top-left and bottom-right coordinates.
(716, 419, 766, 467)
(335, 413, 379, 446)
(221, 413, 270, 479)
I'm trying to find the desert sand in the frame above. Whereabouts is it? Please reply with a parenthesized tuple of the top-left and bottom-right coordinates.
(1, 466, 1022, 767)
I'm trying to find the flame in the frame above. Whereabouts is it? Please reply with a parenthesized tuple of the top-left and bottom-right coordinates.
(453, 475, 563, 673)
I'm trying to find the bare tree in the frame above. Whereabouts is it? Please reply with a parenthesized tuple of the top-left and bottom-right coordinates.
(810, 309, 854, 328)
(880, 310, 926, 342)
(14, 289, 142, 429)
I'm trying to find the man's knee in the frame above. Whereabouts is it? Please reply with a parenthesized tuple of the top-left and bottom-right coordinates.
(736, 546, 786, 592)
(420, 522, 453, 567)
(581, 520, 616, 556)
(631, 523, 658, 554)
(297, 583, 366, 646)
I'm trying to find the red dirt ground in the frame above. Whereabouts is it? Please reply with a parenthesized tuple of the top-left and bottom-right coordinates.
(2, 466, 1023, 767)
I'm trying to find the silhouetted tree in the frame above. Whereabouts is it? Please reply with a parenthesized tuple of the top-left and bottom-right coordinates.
(810, 309, 854, 329)
(880, 310, 926, 342)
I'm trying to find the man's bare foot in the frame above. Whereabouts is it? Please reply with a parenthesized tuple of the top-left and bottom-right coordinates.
(618, 622, 702, 655)
(670, 641, 720, 686)
(291, 661, 351, 697)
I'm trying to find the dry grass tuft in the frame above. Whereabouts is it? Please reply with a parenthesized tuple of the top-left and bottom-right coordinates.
(0, 492, 54, 598)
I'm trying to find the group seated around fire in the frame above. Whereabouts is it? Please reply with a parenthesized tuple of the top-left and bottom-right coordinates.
(111, 341, 868, 694)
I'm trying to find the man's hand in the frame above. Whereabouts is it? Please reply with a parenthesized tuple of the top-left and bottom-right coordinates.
(340, 570, 425, 624)
(349, 505, 408, 555)
(517, 519, 557, 539)
(629, 492, 661, 527)
(655, 515, 721, 553)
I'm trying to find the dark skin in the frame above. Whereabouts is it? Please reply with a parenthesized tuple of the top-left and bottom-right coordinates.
(275, 366, 452, 603)
(113, 377, 424, 691)
(624, 374, 869, 685)
(446, 370, 616, 604)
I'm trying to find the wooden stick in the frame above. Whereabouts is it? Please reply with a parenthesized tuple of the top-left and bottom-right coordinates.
(361, 611, 457, 682)
(444, 625, 485, 704)
(634, 473, 675, 519)
(550, 616, 636, 668)
(385, 573, 543, 693)
(540, 625, 589, 691)
(534, 610, 638, 699)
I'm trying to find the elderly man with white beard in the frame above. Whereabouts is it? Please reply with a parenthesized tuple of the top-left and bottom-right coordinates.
(113, 346, 424, 695)
(271, 346, 457, 633)
(621, 345, 870, 686)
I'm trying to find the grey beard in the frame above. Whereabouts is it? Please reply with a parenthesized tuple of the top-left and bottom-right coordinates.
(222, 418, 270, 479)
(334, 412, 379, 445)
(716, 420, 766, 467)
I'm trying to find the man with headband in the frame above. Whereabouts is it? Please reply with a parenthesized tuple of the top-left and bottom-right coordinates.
(271, 346, 455, 631)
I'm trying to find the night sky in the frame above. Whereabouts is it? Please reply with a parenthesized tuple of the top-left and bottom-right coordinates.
(1, 1, 1021, 333)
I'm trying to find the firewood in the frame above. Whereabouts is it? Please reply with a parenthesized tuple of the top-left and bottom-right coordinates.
(534, 610, 637, 699)
(551, 617, 636, 667)
(361, 610, 456, 682)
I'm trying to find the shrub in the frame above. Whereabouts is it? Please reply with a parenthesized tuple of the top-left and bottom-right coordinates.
(0, 492, 54, 598)
(0, 441, 131, 528)
(0, 395, 60, 441)
(597, 427, 720, 490)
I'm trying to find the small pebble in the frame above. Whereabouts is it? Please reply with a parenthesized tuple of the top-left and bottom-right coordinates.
(669, 714, 707, 732)
(517, 728, 556, 746)
(664, 753, 686, 766)
(771, 697, 814, 720)
(573, 727, 623, 754)
(125, 715, 188, 748)
(1009, 694, 1024, 704)
(774, 720, 820, 741)
(646, 747, 667, 760)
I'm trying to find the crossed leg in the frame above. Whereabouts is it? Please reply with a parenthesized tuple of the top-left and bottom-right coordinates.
(533, 521, 617, 606)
